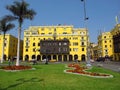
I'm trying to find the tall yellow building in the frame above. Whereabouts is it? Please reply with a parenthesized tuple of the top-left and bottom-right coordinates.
(97, 32, 113, 58)
(0, 34, 23, 60)
(23, 25, 88, 61)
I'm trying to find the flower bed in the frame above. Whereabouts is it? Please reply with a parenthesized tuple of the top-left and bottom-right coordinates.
(64, 63, 113, 78)
(2, 65, 32, 71)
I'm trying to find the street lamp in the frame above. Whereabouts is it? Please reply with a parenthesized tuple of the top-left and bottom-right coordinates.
(81, 0, 91, 67)
(81, 0, 89, 21)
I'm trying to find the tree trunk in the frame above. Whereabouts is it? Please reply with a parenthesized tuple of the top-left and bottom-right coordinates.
(1, 34, 5, 63)
(16, 26, 21, 66)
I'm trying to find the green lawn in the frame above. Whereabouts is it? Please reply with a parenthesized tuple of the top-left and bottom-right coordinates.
(0, 63, 120, 90)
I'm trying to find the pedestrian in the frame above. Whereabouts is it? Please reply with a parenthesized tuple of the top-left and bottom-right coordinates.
(8, 57, 11, 66)
(74, 59, 78, 63)
(45, 58, 48, 64)
(12, 57, 14, 64)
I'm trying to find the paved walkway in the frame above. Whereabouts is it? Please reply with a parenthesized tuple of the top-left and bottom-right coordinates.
(91, 61, 120, 73)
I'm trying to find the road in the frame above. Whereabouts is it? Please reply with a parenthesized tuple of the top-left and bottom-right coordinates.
(91, 61, 120, 73)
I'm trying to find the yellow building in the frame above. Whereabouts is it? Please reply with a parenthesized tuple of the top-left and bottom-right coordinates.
(97, 32, 113, 58)
(23, 25, 88, 61)
(111, 24, 120, 61)
(0, 34, 23, 60)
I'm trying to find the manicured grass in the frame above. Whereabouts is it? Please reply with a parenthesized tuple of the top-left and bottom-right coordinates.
(0, 63, 120, 90)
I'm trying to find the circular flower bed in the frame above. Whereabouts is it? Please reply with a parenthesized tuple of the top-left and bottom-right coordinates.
(2, 65, 32, 71)
(64, 63, 113, 78)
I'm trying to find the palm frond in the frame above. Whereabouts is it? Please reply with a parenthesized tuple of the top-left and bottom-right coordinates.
(24, 9, 36, 20)
(6, 23, 15, 31)
(6, 0, 36, 22)
(0, 16, 15, 33)
(6, 5, 19, 16)
(3, 15, 17, 22)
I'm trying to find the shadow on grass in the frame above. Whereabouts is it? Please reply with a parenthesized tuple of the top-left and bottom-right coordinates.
(0, 77, 44, 90)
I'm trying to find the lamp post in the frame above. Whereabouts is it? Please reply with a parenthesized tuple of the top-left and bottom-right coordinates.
(81, 0, 89, 21)
(81, 0, 91, 67)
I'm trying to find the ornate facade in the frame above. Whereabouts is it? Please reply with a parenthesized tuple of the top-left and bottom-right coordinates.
(111, 24, 120, 61)
(23, 25, 88, 61)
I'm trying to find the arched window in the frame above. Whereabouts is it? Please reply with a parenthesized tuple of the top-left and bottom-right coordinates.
(33, 43, 35, 46)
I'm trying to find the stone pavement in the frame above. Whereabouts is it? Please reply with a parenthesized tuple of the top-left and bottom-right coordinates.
(91, 61, 120, 73)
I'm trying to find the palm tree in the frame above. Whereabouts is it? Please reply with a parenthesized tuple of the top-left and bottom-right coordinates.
(0, 16, 15, 63)
(6, 0, 36, 66)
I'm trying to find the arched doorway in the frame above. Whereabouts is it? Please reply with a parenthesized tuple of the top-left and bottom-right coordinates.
(37, 55, 41, 61)
(32, 55, 35, 59)
(69, 55, 73, 61)
(74, 54, 78, 60)
(42, 55, 46, 60)
(53, 55, 57, 60)
(58, 55, 62, 62)
(47, 55, 51, 61)
(25, 55, 29, 61)
(4, 54, 7, 60)
(81, 54, 86, 61)
(63, 55, 67, 61)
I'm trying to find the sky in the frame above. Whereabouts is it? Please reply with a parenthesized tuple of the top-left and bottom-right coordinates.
(0, 0, 120, 43)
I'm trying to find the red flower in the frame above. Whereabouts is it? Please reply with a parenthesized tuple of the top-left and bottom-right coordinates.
(3, 65, 32, 70)
(66, 63, 111, 77)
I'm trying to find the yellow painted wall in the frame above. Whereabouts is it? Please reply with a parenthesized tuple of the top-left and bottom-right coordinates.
(0, 34, 23, 60)
(98, 32, 113, 58)
(23, 25, 88, 61)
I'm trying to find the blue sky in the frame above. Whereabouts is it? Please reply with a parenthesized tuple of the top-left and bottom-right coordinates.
(0, 0, 120, 43)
